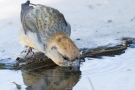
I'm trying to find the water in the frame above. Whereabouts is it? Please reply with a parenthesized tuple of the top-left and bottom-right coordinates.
(0, 47, 135, 90)
(22, 66, 81, 90)
(0, 58, 82, 90)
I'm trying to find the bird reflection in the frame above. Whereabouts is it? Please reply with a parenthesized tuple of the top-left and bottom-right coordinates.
(21, 61, 81, 90)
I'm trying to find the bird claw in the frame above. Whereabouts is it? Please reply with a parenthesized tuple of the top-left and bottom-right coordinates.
(21, 47, 34, 58)
(21, 50, 27, 54)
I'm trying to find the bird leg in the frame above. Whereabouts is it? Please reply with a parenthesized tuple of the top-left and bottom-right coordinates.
(26, 47, 34, 57)
(21, 47, 34, 57)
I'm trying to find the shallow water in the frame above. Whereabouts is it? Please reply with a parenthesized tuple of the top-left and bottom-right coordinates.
(0, 42, 132, 88)
(0, 66, 81, 90)
(0, 47, 135, 90)
(22, 66, 81, 90)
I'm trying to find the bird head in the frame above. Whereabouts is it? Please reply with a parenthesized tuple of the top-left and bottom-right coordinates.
(46, 32, 80, 67)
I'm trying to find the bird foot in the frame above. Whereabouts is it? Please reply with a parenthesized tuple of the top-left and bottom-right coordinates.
(21, 47, 34, 58)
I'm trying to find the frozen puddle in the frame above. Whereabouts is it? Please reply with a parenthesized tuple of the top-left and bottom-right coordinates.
(0, 48, 135, 90)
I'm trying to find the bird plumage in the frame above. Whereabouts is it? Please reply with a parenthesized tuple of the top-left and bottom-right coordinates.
(19, 2, 80, 67)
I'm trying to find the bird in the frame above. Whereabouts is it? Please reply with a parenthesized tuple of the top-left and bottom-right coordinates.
(19, 1, 80, 67)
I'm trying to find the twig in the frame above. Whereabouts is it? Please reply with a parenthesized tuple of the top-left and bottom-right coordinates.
(12, 82, 21, 89)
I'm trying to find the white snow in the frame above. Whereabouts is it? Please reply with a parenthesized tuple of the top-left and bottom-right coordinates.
(0, 0, 135, 90)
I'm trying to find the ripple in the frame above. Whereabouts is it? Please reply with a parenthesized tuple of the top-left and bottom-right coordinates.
(81, 58, 125, 77)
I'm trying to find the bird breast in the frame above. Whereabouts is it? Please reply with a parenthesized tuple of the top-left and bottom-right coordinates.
(19, 28, 45, 52)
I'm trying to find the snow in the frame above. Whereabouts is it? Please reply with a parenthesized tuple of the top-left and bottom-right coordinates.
(0, 0, 135, 90)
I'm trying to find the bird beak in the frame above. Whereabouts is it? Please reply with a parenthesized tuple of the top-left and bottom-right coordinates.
(63, 58, 80, 68)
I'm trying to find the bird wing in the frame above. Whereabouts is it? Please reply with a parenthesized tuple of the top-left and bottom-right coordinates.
(21, 4, 71, 45)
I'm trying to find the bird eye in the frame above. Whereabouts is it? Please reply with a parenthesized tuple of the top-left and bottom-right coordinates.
(63, 56, 69, 60)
